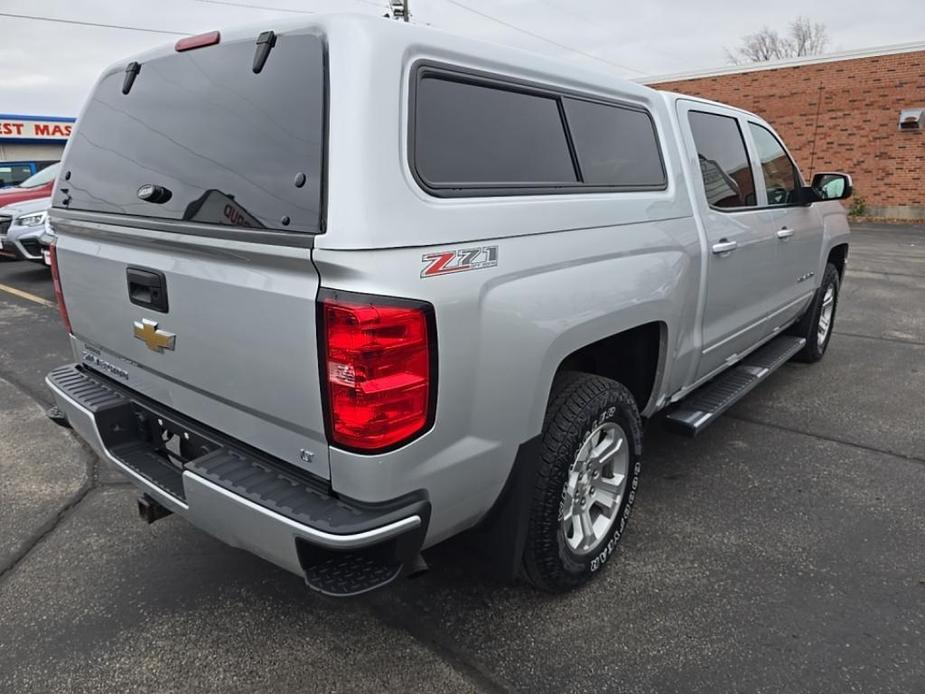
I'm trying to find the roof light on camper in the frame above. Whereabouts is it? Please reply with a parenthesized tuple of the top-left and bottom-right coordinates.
(175, 31, 221, 52)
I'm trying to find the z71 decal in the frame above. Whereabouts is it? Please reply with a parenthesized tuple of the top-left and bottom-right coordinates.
(421, 246, 498, 278)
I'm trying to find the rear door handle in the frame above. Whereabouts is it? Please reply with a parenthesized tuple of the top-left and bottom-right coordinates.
(777, 227, 795, 240)
(711, 239, 738, 255)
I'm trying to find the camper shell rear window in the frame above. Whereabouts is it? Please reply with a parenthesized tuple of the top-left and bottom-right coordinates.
(56, 33, 326, 234)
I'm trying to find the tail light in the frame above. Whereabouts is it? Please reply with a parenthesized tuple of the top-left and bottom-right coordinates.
(48, 241, 72, 334)
(319, 290, 436, 453)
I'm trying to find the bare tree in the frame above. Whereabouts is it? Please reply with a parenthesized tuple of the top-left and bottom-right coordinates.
(725, 28, 788, 63)
(726, 17, 829, 64)
(788, 17, 829, 57)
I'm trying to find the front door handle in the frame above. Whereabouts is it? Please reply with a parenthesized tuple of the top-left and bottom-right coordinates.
(711, 239, 738, 255)
(777, 227, 795, 240)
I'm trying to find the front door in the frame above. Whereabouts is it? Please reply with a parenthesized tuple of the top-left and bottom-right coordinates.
(745, 121, 821, 330)
(679, 102, 778, 381)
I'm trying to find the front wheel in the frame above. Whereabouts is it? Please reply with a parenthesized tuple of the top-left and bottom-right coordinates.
(522, 372, 642, 592)
(790, 262, 841, 363)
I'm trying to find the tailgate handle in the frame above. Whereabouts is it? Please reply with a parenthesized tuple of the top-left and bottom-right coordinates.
(127, 267, 169, 313)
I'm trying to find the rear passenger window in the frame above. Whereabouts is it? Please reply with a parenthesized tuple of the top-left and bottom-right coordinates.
(563, 98, 666, 187)
(748, 123, 801, 205)
(413, 76, 578, 188)
(688, 111, 757, 209)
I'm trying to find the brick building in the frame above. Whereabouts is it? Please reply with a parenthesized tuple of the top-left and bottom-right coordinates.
(646, 42, 925, 220)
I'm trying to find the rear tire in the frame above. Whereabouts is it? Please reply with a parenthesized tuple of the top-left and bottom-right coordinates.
(790, 262, 840, 363)
(522, 372, 642, 592)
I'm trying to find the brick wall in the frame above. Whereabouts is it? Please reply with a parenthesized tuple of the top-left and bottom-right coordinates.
(651, 49, 925, 219)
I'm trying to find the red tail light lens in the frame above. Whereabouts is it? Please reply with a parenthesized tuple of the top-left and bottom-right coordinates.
(48, 242, 72, 334)
(175, 31, 221, 52)
(320, 291, 436, 452)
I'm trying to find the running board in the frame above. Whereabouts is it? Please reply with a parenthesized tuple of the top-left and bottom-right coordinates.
(665, 336, 805, 437)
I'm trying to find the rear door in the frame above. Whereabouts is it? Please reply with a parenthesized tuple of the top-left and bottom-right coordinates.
(678, 101, 778, 380)
(51, 29, 330, 477)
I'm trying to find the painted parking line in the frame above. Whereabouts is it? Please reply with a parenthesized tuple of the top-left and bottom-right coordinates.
(0, 282, 57, 309)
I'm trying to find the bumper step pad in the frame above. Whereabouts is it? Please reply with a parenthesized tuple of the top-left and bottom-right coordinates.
(47, 364, 127, 413)
(188, 449, 428, 538)
(302, 555, 403, 597)
(665, 335, 805, 437)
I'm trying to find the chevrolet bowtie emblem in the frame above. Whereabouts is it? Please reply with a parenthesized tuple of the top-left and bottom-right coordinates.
(133, 318, 176, 352)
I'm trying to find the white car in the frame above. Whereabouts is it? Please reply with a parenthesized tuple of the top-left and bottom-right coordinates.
(0, 197, 52, 263)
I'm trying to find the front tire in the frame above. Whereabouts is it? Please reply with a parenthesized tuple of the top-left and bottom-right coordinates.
(790, 262, 840, 363)
(522, 372, 642, 592)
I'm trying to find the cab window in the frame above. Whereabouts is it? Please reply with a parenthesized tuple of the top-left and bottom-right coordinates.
(688, 111, 757, 209)
(748, 123, 801, 206)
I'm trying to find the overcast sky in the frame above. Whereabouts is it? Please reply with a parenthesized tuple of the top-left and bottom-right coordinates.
(2, 0, 922, 116)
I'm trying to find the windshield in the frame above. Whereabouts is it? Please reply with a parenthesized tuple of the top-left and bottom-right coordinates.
(19, 163, 60, 189)
(56, 33, 325, 234)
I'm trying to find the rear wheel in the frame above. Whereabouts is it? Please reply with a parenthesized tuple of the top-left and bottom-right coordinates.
(790, 262, 840, 363)
(522, 372, 642, 592)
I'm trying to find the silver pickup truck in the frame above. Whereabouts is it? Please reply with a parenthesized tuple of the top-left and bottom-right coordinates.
(45, 14, 851, 596)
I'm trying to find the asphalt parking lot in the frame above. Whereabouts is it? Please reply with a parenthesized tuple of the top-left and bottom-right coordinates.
(0, 223, 923, 693)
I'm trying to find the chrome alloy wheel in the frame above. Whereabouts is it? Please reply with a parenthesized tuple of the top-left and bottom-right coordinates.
(817, 284, 836, 345)
(559, 421, 629, 555)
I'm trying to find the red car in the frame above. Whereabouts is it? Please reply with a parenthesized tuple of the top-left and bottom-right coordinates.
(0, 162, 59, 207)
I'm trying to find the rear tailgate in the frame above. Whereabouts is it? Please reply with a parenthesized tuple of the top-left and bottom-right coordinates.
(51, 29, 330, 477)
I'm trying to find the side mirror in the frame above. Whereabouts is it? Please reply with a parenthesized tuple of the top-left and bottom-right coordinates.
(811, 172, 853, 201)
